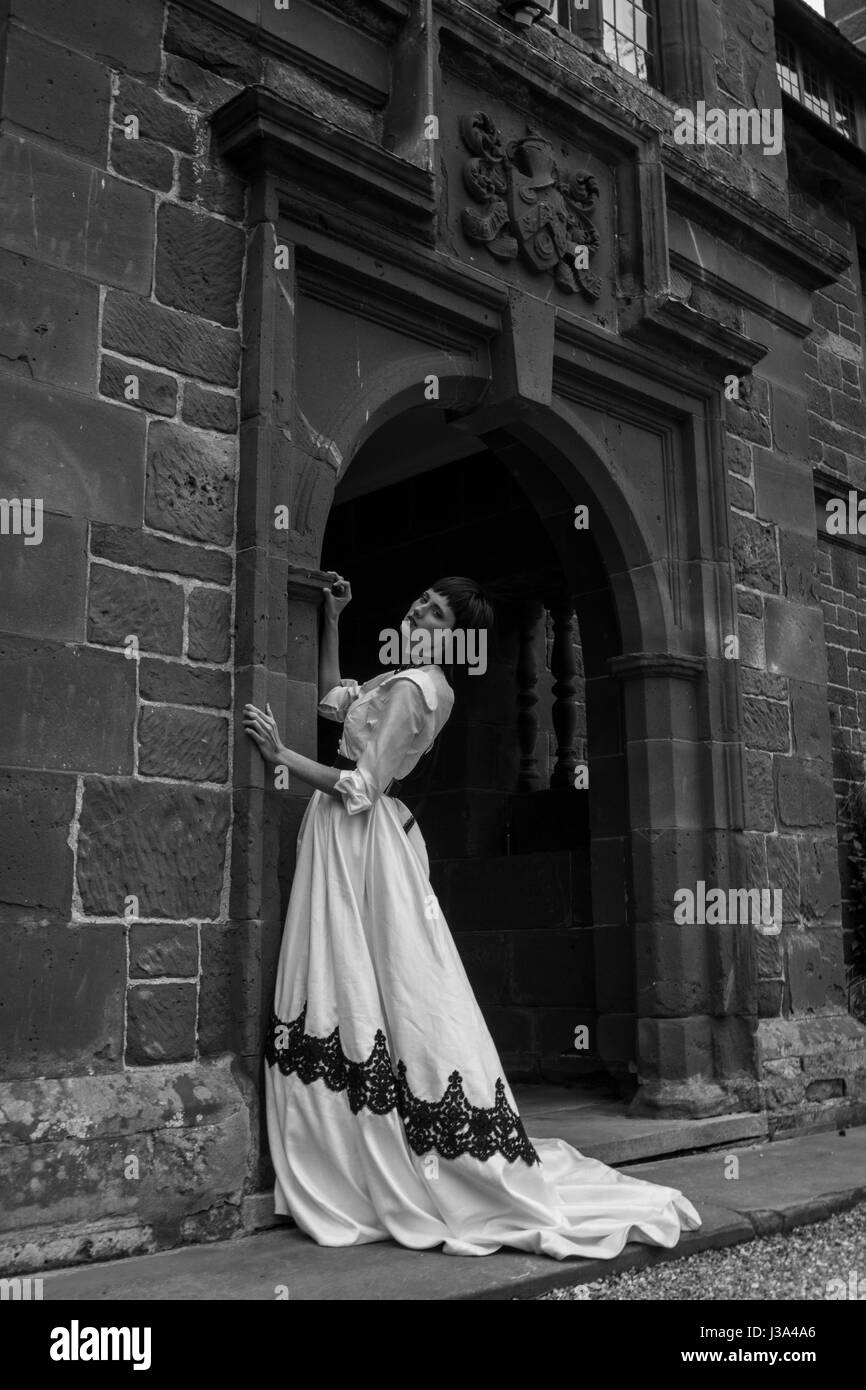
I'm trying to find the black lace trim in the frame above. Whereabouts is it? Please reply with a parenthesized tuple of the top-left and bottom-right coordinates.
(265, 1003, 540, 1167)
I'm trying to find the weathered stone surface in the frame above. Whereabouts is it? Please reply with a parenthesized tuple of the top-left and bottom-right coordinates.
(0, 771, 76, 916)
(790, 680, 833, 759)
(188, 587, 232, 663)
(88, 564, 184, 656)
(126, 984, 197, 1064)
(90, 523, 232, 584)
(0, 1057, 249, 1251)
(725, 374, 772, 447)
(737, 613, 766, 668)
(744, 749, 775, 831)
(780, 531, 819, 603)
(766, 835, 800, 923)
(177, 155, 246, 220)
(139, 658, 230, 708)
(115, 74, 198, 153)
(77, 778, 230, 918)
(102, 290, 240, 387)
(731, 512, 779, 592)
(163, 53, 244, 113)
(0, 512, 87, 643)
(741, 668, 788, 700)
(775, 757, 837, 829)
(0, 924, 124, 1079)
(163, 4, 262, 84)
(9, 0, 164, 78)
(145, 421, 237, 545)
(743, 696, 789, 752)
(99, 354, 177, 416)
(0, 250, 99, 392)
(764, 596, 828, 682)
(770, 384, 810, 458)
(799, 835, 841, 926)
(182, 382, 238, 433)
(0, 136, 153, 291)
(138, 706, 229, 782)
(155, 204, 244, 326)
(109, 127, 175, 190)
(0, 638, 135, 774)
(786, 931, 846, 1013)
(0, 375, 145, 525)
(2, 29, 109, 165)
(129, 923, 198, 979)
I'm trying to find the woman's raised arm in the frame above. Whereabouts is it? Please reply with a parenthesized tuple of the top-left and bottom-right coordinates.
(319, 573, 352, 699)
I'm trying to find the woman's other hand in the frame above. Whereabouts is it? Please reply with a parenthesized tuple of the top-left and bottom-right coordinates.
(323, 572, 352, 621)
(243, 702, 285, 765)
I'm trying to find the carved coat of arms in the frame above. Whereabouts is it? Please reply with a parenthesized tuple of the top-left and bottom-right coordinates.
(459, 111, 602, 300)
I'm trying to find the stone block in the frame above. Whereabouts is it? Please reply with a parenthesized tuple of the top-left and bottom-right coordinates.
(634, 924, 712, 1016)
(798, 834, 841, 926)
(182, 383, 238, 433)
(509, 929, 594, 1007)
(138, 706, 229, 782)
(177, 155, 246, 221)
(129, 923, 198, 979)
(597, 1012, 636, 1064)
(0, 374, 145, 525)
(9, 0, 164, 78)
(139, 658, 230, 708)
(637, 1015, 714, 1080)
(199, 918, 270, 1058)
(731, 512, 779, 592)
(77, 778, 230, 918)
(744, 749, 775, 831)
(115, 73, 198, 153)
(0, 638, 135, 774)
(102, 290, 240, 387)
(145, 421, 236, 545)
(188, 587, 232, 662)
(155, 203, 244, 327)
(109, 127, 175, 192)
(786, 930, 846, 1013)
(0, 511, 87, 642)
(0, 770, 75, 916)
(790, 680, 832, 759)
(536, 1006, 590, 1057)
(443, 852, 572, 934)
(770, 384, 810, 458)
(2, 29, 109, 164)
(0, 138, 153, 290)
(90, 523, 232, 584)
(163, 4, 262, 84)
(775, 757, 837, 829)
(779, 532, 819, 604)
(164, 53, 244, 114)
(0, 923, 124, 1079)
(766, 834, 800, 922)
(737, 613, 766, 668)
(483, 1006, 535, 1057)
(0, 250, 98, 391)
(753, 449, 816, 535)
(764, 596, 828, 683)
(126, 983, 197, 1065)
(99, 354, 177, 417)
(88, 564, 184, 655)
(743, 696, 789, 752)
(453, 931, 510, 1005)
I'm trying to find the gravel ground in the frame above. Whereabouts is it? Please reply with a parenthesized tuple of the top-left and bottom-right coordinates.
(536, 1201, 866, 1299)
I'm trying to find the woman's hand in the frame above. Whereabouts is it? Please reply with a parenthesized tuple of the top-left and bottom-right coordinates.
(243, 703, 286, 765)
(322, 572, 352, 622)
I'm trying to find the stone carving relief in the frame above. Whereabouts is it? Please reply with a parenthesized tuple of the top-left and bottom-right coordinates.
(459, 111, 602, 300)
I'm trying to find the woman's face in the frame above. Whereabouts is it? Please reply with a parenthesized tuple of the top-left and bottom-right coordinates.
(403, 588, 456, 634)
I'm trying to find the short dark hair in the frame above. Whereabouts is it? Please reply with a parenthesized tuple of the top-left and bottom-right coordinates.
(429, 576, 495, 633)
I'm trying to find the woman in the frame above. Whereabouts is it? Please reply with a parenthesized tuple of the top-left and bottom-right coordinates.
(243, 573, 701, 1259)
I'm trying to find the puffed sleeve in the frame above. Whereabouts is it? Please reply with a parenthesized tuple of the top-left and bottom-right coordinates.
(334, 676, 431, 815)
(317, 677, 362, 722)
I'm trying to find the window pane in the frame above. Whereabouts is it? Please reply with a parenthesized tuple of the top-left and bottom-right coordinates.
(617, 36, 638, 75)
(615, 0, 634, 41)
(603, 0, 616, 20)
(834, 85, 856, 140)
(803, 61, 831, 121)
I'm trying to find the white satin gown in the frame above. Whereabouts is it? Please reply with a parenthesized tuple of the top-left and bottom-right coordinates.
(265, 664, 701, 1259)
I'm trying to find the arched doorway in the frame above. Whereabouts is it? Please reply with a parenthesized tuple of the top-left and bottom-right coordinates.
(318, 402, 636, 1099)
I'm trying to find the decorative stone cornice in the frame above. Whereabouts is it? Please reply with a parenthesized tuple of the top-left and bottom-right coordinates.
(619, 293, 769, 378)
(211, 85, 436, 228)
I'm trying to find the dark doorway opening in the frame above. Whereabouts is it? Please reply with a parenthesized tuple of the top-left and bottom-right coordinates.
(320, 407, 635, 1099)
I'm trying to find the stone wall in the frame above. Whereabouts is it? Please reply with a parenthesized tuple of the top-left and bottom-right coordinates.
(0, 0, 251, 1270)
